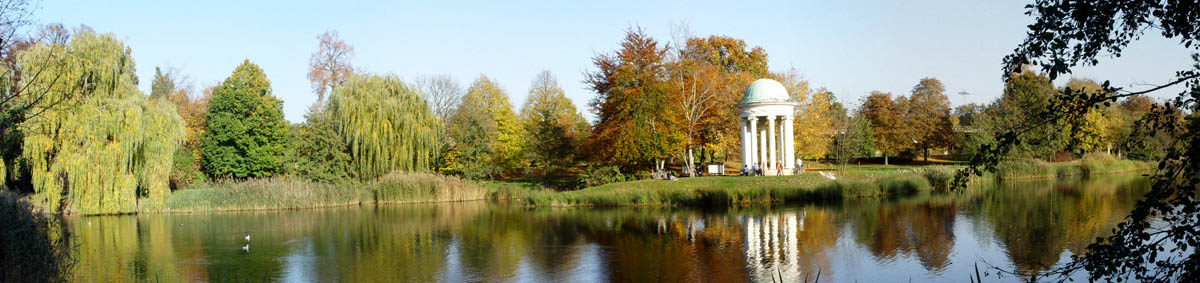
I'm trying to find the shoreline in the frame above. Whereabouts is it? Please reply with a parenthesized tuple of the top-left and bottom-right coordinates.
(60, 159, 1153, 216)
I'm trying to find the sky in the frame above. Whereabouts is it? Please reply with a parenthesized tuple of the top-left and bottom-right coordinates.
(35, 0, 1195, 123)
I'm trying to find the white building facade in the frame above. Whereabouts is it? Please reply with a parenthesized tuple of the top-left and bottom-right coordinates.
(737, 79, 797, 175)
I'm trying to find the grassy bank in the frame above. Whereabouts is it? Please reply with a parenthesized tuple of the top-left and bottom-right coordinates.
(156, 153, 1152, 212)
(518, 153, 1151, 208)
(161, 172, 484, 213)
(517, 166, 959, 207)
(992, 153, 1152, 181)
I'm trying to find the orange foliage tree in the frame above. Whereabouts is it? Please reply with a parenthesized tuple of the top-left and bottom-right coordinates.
(585, 27, 683, 176)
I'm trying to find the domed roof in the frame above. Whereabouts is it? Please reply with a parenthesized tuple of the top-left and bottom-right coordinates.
(740, 79, 790, 104)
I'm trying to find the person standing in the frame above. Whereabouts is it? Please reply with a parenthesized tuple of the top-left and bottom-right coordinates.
(775, 161, 783, 176)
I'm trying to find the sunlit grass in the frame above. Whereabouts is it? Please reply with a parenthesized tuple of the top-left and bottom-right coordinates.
(162, 172, 485, 213)
(519, 159, 1151, 208)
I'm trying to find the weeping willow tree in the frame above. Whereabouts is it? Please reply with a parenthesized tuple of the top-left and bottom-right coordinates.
(15, 29, 183, 214)
(327, 74, 436, 180)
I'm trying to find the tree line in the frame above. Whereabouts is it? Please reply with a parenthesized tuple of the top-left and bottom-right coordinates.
(0, 24, 1180, 215)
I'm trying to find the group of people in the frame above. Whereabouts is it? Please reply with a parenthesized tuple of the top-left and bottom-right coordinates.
(740, 159, 804, 176)
(741, 161, 783, 176)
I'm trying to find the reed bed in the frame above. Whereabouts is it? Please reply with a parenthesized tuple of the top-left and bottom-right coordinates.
(162, 172, 484, 213)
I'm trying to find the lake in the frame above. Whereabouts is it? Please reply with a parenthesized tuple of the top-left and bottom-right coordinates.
(66, 174, 1148, 282)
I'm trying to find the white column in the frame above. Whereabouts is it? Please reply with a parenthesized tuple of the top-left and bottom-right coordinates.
(767, 117, 776, 172)
(758, 125, 766, 169)
(776, 116, 784, 167)
(740, 117, 749, 168)
(784, 115, 795, 169)
(748, 117, 758, 168)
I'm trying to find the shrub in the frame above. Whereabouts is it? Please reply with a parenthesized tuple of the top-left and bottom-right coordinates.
(878, 174, 930, 196)
(0, 191, 73, 282)
(994, 159, 1054, 180)
(1079, 152, 1150, 177)
(577, 165, 627, 188)
(921, 167, 955, 193)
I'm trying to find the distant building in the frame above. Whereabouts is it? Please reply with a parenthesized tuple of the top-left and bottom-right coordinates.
(737, 79, 798, 175)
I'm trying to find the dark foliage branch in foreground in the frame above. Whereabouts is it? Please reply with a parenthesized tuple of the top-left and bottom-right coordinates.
(951, 0, 1200, 281)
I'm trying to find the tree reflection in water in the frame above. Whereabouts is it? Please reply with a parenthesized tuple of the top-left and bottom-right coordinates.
(64, 174, 1149, 282)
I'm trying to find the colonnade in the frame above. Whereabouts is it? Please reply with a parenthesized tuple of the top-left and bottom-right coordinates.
(740, 115, 795, 173)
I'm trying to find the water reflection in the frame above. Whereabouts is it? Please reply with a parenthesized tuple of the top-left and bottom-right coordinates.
(66, 174, 1149, 282)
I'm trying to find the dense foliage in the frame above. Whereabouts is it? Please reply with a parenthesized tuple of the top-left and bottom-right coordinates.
(860, 91, 910, 165)
(957, 0, 1200, 281)
(906, 78, 955, 162)
(327, 73, 436, 180)
(200, 60, 292, 179)
(585, 27, 683, 175)
(293, 105, 352, 182)
(519, 70, 589, 175)
(0, 191, 73, 282)
(17, 29, 183, 214)
(446, 75, 524, 179)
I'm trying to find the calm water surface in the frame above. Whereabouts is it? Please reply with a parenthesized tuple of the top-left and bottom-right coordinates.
(67, 174, 1149, 282)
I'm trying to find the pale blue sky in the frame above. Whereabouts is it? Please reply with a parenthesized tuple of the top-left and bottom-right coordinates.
(36, 0, 1193, 122)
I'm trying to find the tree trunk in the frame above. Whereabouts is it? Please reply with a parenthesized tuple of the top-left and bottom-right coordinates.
(884, 154, 889, 166)
(923, 147, 929, 164)
(687, 147, 696, 177)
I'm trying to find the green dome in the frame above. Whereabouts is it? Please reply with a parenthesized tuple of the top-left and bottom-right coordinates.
(740, 79, 790, 104)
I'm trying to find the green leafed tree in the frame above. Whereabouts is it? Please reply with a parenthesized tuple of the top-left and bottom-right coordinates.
(17, 29, 183, 214)
(1061, 78, 1112, 155)
(327, 73, 436, 180)
(956, 1, 1200, 280)
(519, 70, 589, 175)
(446, 75, 525, 179)
(293, 105, 352, 183)
(200, 60, 292, 179)
(992, 68, 1068, 160)
(149, 67, 176, 100)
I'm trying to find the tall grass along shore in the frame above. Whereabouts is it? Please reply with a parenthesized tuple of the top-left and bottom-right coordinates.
(156, 153, 1149, 212)
(516, 153, 1150, 208)
(162, 172, 484, 213)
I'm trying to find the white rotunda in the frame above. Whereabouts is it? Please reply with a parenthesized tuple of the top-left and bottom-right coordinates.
(738, 79, 797, 175)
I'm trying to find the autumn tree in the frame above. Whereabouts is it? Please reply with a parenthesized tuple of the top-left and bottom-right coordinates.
(668, 25, 724, 177)
(684, 35, 769, 77)
(861, 91, 910, 165)
(416, 74, 463, 172)
(149, 67, 211, 189)
(775, 70, 836, 160)
(201, 60, 292, 179)
(585, 27, 683, 176)
(682, 34, 769, 165)
(447, 75, 524, 179)
(906, 78, 955, 163)
(519, 70, 589, 175)
(307, 30, 355, 104)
